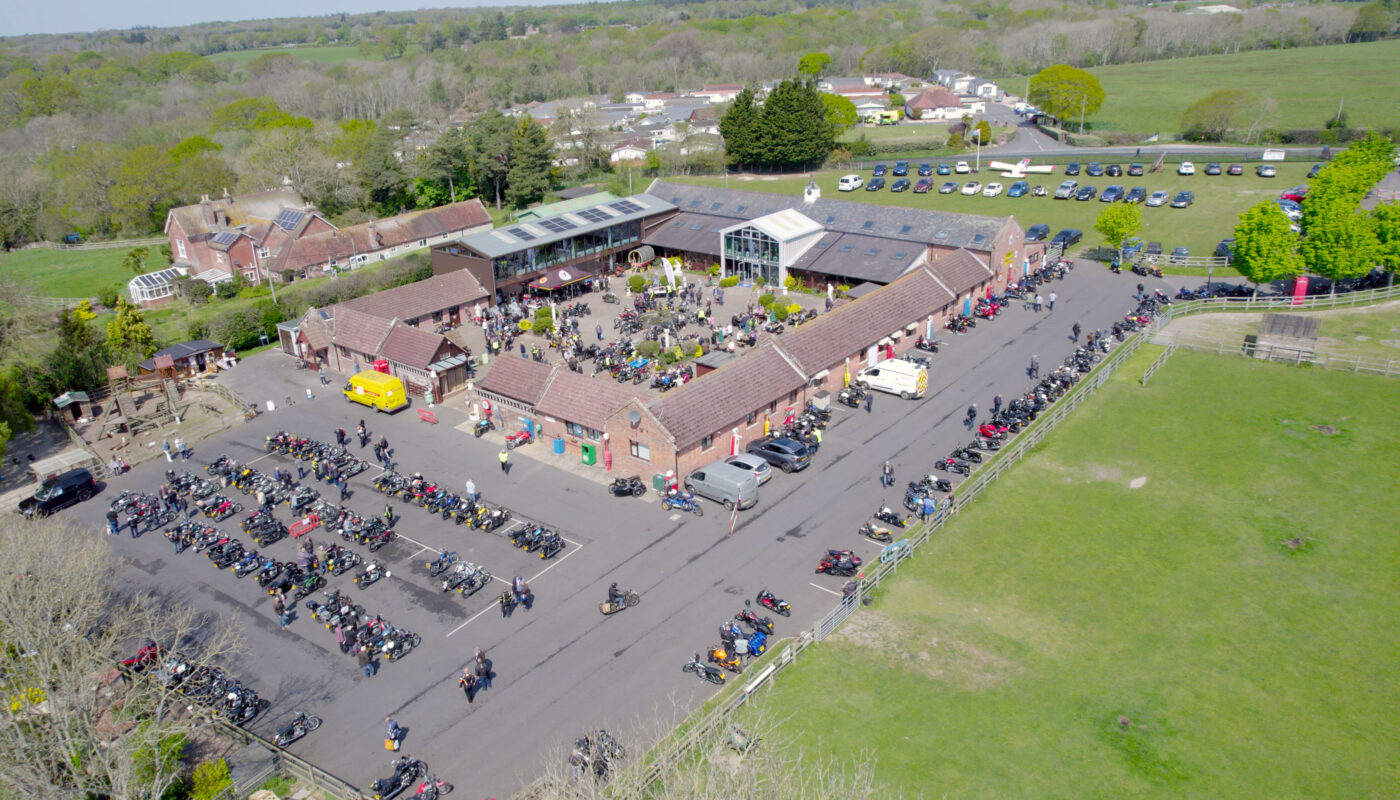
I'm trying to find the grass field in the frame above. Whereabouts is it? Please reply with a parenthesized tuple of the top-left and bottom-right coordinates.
(1005, 40, 1400, 135)
(0, 246, 166, 298)
(1170, 301, 1400, 364)
(207, 45, 377, 65)
(749, 348, 1400, 798)
(673, 162, 1320, 275)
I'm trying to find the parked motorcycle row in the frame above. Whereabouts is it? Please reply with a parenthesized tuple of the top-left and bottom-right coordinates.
(424, 550, 494, 596)
(304, 587, 422, 661)
(370, 754, 453, 800)
(264, 431, 371, 477)
(683, 596, 788, 685)
(569, 728, 626, 783)
(147, 656, 268, 727)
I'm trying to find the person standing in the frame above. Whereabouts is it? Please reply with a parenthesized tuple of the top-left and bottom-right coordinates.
(1048, 291, 1057, 311)
(106, 508, 121, 536)
(175, 437, 189, 460)
(357, 645, 375, 678)
(357, 421, 368, 447)
(333, 622, 346, 652)
(1029, 354, 1040, 379)
(127, 512, 141, 538)
(459, 668, 478, 705)
(966, 403, 977, 425)
(499, 449, 510, 474)
(881, 460, 894, 488)
(1034, 293, 1043, 312)
(162, 441, 173, 462)
(1072, 320, 1082, 342)
(920, 495, 936, 523)
(274, 594, 289, 628)
(513, 576, 533, 610)
(595, 324, 604, 342)
(385, 717, 401, 749)
(318, 366, 328, 386)
(474, 649, 492, 690)
(337, 474, 349, 502)
(992, 394, 1003, 415)
(464, 479, 478, 504)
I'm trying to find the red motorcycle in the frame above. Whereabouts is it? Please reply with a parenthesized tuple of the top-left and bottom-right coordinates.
(978, 422, 1009, 440)
(933, 457, 972, 476)
(816, 549, 862, 577)
(414, 773, 453, 799)
(505, 429, 533, 449)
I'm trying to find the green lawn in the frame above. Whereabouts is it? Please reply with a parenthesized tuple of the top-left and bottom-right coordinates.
(750, 348, 1400, 799)
(1002, 40, 1400, 136)
(0, 246, 166, 298)
(674, 163, 1318, 273)
(207, 45, 382, 64)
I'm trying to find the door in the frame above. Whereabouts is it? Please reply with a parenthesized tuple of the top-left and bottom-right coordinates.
(866, 345, 878, 368)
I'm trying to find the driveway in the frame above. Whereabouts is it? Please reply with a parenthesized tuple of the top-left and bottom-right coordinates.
(64, 261, 1178, 797)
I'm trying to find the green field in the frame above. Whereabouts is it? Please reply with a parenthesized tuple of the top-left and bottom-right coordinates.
(207, 45, 373, 64)
(0, 246, 166, 298)
(674, 162, 1321, 274)
(1019, 40, 1400, 135)
(750, 348, 1400, 798)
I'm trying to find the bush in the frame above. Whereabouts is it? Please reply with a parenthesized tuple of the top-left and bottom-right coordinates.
(532, 307, 554, 334)
(783, 276, 798, 291)
(755, 276, 766, 287)
(663, 346, 683, 364)
(98, 287, 121, 309)
(786, 303, 802, 315)
(628, 275, 647, 294)
(719, 276, 740, 288)
(757, 293, 775, 308)
(692, 343, 705, 358)
(773, 304, 790, 321)
(214, 280, 239, 300)
(191, 759, 232, 800)
(635, 340, 661, 358)
(518, 319, 533, 332)
(186, 321, 210, 340)
(837, 284, 851, 294)
(257, 776, 295, 797)
(707, 265, 721, 276)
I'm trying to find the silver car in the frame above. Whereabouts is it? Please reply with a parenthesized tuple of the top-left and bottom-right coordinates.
(724, 454, 773, 486)
(1145, 190, 1170, 207)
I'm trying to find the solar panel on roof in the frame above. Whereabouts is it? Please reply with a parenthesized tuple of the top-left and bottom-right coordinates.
(825, 216, 836, 224)
(691, 223, 704, 230)
(610, 200, 645, 213)
(899, 225, 913, 234)
(273, 208, 304, 230)
(866, 249, 879, 256)
(506, 227, 536, 241)
(576, 208, 613, 223)
(840, 245, 853, 252)
(894, 252, 907, 259)
(688, 200, 701, 208)
(971, 234, 986, 245)
(537, 218, 577, 233)
(211, 231, 239, 245)
(710, 202, 722, 211)
(862, 221, 875, 230)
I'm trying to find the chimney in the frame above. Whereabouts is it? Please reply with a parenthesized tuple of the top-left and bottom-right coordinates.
(201, 196, 214, 225)
(222, 187, 232, 200)
(213, 208, 227, 227)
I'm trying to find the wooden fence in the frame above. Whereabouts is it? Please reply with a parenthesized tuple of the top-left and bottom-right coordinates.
(21, 236, 165, 252)
(211, 720, 364, 800)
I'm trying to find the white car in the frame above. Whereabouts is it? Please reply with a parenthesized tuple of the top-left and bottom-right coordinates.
(982, 182, 1004, 197)
(837, 174, 863, 192)
(960, 181, 982, 195)
(954, 161, 971, 174)
(1177, 161, 1196, 175)
(724, 453, 773, 486)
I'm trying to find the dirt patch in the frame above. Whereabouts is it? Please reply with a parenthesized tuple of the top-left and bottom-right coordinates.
(1309, 424, 1340, 435)
(1129, 476, 1148, 489)
(828, 610, 1020, 690)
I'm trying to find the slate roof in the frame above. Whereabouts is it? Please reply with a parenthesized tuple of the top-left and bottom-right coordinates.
(166, 189, 305, 238)
(535, 369, 639, 431)
(332, 307, 396, 356)
(378, 323, 448, 370)
(339, 270, 488, 322)
(647, 339, 806, 450)
(648, 181, 1009, 254)
(789, 233, 922, 284)
(299, 310, 332, 352)
(268, 200, 491, 273)
(778, 267, 956, 376)
(643, 212, 730, 256)
(137, 339, 223, 371)
(475, 356, 554, 407)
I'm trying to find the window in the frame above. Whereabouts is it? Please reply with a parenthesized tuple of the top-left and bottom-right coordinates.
(567, 422, 601, 440)
(419, 239, 427, 247)
(701, 434, 713, 450)
(788, 390, 798, 403)
(629, 440, 650, 461)
(746, 411, 756, 425)
(176, 240, 186, 259)
(769, 401, 777, 413)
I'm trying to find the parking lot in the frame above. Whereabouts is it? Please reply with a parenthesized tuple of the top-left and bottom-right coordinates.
(63, 259, 1176, 797)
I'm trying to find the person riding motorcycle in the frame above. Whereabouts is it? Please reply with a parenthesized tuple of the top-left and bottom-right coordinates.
(607, 582, 625, 607)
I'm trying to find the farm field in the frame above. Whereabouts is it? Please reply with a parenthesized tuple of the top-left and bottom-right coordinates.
(1025, 40, 1400, 135)
(674, 161, 1320, 275)
(1165, 300, 1400, 364)
(0, 246, 165, 298)
(207, 45, 379, 64)
(748, 347, 1400, 799)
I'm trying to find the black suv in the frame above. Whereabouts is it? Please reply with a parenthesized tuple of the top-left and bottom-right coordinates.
(745, 436, 812, 473)
(19, 468, 97, 519)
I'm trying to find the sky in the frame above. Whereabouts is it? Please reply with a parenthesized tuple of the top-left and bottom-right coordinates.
(5, 0, 583, 38)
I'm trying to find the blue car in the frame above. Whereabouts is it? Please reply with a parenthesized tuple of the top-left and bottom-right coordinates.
(936, 163, 952, 175)
(873, 164, 888, 177)
(1007, 181, 1030, 197)
(918, 163, 933, 176)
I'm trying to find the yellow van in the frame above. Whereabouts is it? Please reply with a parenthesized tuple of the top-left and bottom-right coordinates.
(343, 372, 408, 413)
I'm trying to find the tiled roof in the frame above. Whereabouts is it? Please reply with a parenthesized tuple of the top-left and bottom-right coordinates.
(332, 307, 395, 357)
(475, 356, 554, 407)
(137, 339, 223, 371)
(535, 369, 639, 431)
(926, 249, 994, 291)
(378, 323, 448, 370)
(648, 339, 806, 450)
(907, 88, 962, 110)
(339, 270, 488, 322)
(789, 233, 922, 284)
(167, 189, 305, 238)
(268, 199, 491, 273)
(299, 313, 332, 352)
(778, 267, 956, 376)
(643, 212, 728, 256)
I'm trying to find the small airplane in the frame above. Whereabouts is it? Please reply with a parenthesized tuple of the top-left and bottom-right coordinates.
(987, 158, 1056, 178)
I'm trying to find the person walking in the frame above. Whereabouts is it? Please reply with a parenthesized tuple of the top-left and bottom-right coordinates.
(499, 449, 510, 474)
(127, 512, 141, 538)
(274, 594, 289, 628)
(864, 391, 873, 414)
(881, 460, 894, 488)
(474, 649, 493, 690)
(595, 324, 604, 342)
(357, 422, 368, 447)
(175, 437, 189, 460)
(458, 669, 479, 705)
(499, 590, 517, 618)
(337, 474, 349, 502)
(318, 366, 328, 386)
(1048, 291, 1057, 311)
(1072, 321, 1082, 342)
(1029, 354, 1040, 379)
(1033, 293, 1043, 312)
(357, 645, 375, 678)
(464, 479, 478, 504)
(106, 508, 121, 536)
(1136, 282, 1145, 301)
(513, 575, 533, 610)
(333, 622, 347, 652)
(992, 393, 1003, 415)
(162, 441, 173, 462)
(966, 403, 977, 426)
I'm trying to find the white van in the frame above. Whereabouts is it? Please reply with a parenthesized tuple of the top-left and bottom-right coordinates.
(855, 358, 928, 399)
(838, 174, 863, 192)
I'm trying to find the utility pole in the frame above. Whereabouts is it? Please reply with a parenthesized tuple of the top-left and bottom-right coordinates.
(1079, 93, 1087, 135)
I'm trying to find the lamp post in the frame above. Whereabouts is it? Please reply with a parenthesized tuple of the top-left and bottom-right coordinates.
(973, 129, 982, 173)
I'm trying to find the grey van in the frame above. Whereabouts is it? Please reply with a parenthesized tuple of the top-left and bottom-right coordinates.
(684, 461, 759, 511)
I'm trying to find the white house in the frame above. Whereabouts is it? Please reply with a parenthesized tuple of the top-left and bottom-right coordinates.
(967, 79, 999, 99)
(610, 138, 651, 163)
(692, 83, 745, 103)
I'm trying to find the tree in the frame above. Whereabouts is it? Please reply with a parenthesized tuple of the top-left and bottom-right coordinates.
(797, 52, 832, 78)
(46, 308, 107, 394)
(506, 117, 553, 209)
(1348, 2, 1394, 42)
(122, 247, 150, 275)
(0, 519, 243, 800)
(106, 296, 158, 363)
(1232, 202, 1303, 285)
(820, 94, 859, 133)
(466, 110, 516, 210)
(754, 79, 835, 170)
(1180, 89, 1250, 142)
(1093, 203, 1142, 260)
(719, 87, 761, 169)
(1301, 196, 1380, 280)
(1371, 201, 1400, 272)
(1028, 65, 1105, 132)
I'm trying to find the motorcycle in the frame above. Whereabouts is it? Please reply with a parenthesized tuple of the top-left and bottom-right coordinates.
(505, 429, 533, 449)
(682, 652, 726, 685)
(933, 457, 972, 476)
(815, 549, 862, 577)
(272, 710, 322, 748)
(354, 560, 389, 589)
(914, 336, 941, 353)
(836, 385, 866, 408)
(910, 475, 953, 494)
(607, 476, 647, 498)
(950, 446, 984, 464)
(537, 530, 565, 559)
(756, 589, 791, 617)
(425, 550, 457, 578)
(661, 491, 703, 516)
(413, 774, 454, 800)
(860, 521, 894, 543)
(599, 589, 641, 615)
(472, 419, 494, 438)
(707, 645, 743, 674)
(873, 506, 909, 528)
(735, 602, 774, 635)
(371, 756, 427, 800)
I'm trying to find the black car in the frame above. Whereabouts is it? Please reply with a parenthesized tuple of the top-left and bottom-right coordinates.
(1025, 223, 1051, 242)
(1128, 163, 1145, 176)
(891, 178, 911, 192)
(893, 161, 909, 177)
(19, 468, 97, 519)
(1205, 162, 1223, 175)
(1170, 190, 1195, 208)
(746, 436, 812, 473)
(1065, 162, 1081, 176)
(1051, 229, 1083, 247)
(1106, 164, 1123, 177)
(866, 177, 886, 191)
(1075, 185, 1098, 201)
(1215, 238, 1235, 264)
(917, 162, 933, 176)
(1124, 186, 1147, 204)
(1086, 162, 1104, 177)
(1170, 246, 1190, 264)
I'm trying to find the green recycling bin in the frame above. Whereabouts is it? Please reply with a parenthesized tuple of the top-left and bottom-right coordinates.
(581, 443, 597, 466)
(653, 473, 667, 493)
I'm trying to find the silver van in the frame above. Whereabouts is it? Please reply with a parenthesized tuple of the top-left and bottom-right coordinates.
(684, 460, 759, 511)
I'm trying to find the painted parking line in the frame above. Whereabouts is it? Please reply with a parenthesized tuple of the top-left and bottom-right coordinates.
(809, 582, 842, 596)
(443, 540, 584, 639)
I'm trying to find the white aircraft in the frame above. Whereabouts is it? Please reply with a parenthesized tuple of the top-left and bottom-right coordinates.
(987, 157, 1056, 178)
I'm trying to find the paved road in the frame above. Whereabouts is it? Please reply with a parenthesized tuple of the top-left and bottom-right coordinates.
(68, 263, 1181, 797)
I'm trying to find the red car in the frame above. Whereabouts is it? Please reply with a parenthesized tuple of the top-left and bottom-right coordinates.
(1280, 186, 1308, 203)
(913, 178, 934, 193)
